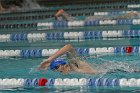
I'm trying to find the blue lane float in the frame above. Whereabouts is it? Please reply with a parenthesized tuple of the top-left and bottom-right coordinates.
(20, 49, 42, 58)
(46, 78, 55, 86)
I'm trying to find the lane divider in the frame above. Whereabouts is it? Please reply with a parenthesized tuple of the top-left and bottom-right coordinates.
(128, 4, 140, 8)
(0, 46, 138, 58)
(0, 30, 139, 42)
(1, 18, 140, 30)
(94, 11, 137, 16)
(0, 78, 140, 89)
(37, 19, 140, 30)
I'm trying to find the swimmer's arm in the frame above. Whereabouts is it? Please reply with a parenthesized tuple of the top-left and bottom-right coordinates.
(0, 2, 5, 11)
(38, 44, 76, 70)
(38, 60, 51, 70)
(47, 44, 75, 61)
(55, 9, 65, 20)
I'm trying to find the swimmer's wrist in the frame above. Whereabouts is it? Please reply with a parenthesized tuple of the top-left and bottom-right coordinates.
(47, 57, 53, 62)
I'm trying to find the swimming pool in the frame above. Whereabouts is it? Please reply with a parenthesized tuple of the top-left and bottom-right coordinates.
(1, 1, 140, 93)
(1, 24, 140, 92)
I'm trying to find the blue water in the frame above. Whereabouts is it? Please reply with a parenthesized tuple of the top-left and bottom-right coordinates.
(1, 53, 140, 93)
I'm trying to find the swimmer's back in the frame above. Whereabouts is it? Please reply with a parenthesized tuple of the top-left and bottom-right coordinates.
(68, 59, 97, 74)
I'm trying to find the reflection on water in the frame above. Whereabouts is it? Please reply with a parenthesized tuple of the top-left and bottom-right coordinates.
(1, 86, 140, 93)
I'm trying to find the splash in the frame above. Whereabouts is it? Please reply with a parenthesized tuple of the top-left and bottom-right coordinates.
(77, 54, 140, 75)
(29, 65, 40, 74)
(29, 65, 48, 75)
(91, 57, 140, 74)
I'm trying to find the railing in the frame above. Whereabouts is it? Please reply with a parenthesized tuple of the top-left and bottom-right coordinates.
(1, 3, 139, 16)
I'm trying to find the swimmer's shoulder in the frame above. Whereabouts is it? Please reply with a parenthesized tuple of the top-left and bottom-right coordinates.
(68, 58, 83, 69)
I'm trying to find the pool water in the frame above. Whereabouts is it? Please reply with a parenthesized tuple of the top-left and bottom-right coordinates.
(1, 53, 140, 93)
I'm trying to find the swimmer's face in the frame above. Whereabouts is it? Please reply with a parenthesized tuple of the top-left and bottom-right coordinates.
(55, 64, 70, 74)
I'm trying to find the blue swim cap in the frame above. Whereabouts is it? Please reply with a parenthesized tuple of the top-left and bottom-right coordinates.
(50, 59, 67, 70)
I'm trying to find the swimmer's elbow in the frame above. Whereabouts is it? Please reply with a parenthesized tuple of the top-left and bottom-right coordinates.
(66, 44, 73, 49)
(65, 44, 74, 51)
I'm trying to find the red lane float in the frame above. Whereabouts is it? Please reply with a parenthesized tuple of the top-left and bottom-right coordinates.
(126, 46, 133, 53)
(38, 78, 48, 86)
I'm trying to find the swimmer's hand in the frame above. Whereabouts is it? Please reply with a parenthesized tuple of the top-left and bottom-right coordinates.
(38, 59, 51, 70)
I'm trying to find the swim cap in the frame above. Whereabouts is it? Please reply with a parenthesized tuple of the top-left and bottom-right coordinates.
(50, 59, 67, 70)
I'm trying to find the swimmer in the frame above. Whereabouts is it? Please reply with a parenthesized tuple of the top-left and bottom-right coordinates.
(55, 9, 139, 21)
(38, 44, 98, 74)
(55, 9, 76, 21)
(38, 44, 140, 74)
